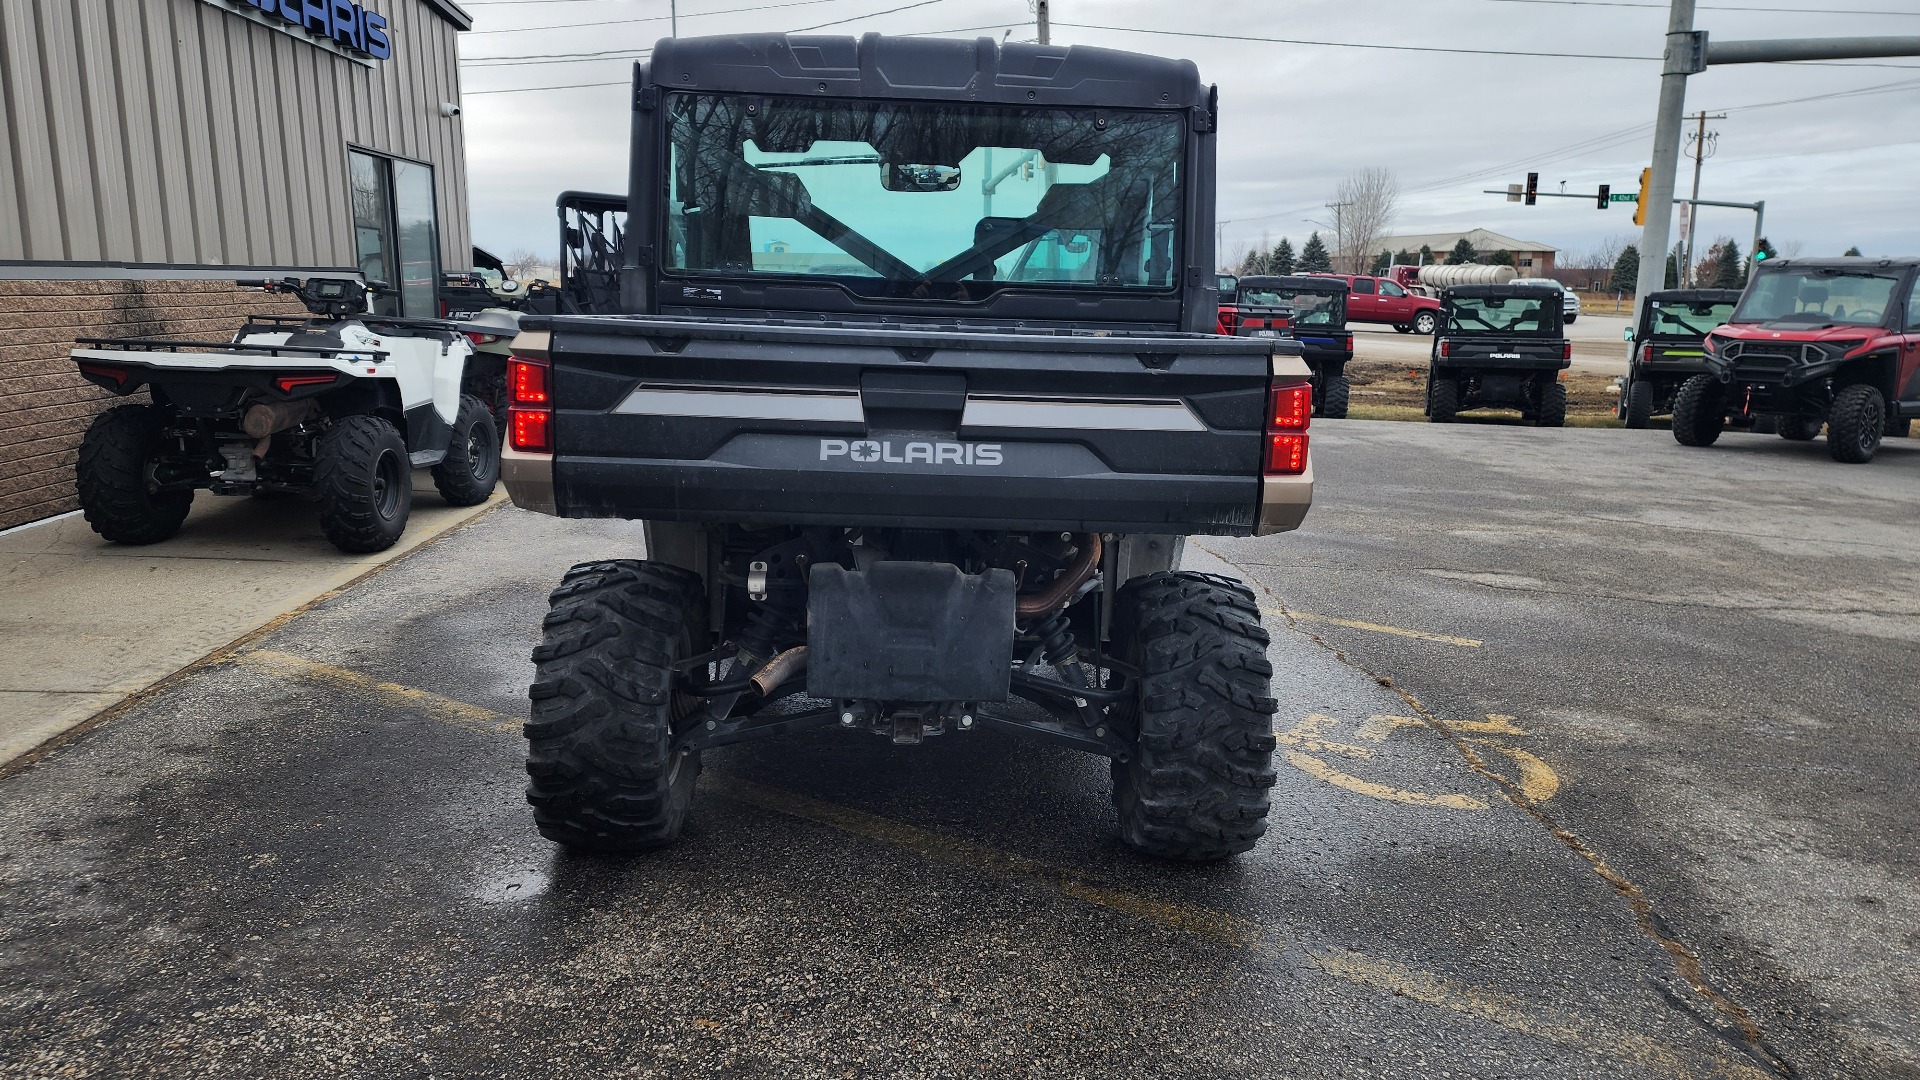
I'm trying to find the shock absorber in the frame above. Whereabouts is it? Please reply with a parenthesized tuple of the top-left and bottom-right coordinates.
(1031, 608, 1089, 691)
(734, 586, 802, 674)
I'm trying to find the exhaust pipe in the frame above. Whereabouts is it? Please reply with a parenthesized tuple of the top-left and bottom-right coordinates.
(1015, 533, 1102, 620)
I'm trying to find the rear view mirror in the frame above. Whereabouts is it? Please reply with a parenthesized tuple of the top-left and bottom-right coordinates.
(1623, 327, 1634, 342)
(881, 163, 962, 192)
(1485, 298, 1508, 309)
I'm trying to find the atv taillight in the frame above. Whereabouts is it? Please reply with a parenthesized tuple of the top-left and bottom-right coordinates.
(1563, 342, 1574, 361)
(1439, 340, 1451, 358)
(77, 361, 129, 387)
(508, 356, 550, 405)
(466, 331, 500, 346)
(1641, 344, 1653, 364)
(507, 355, 553, 454)
(274, 373, 337, 393)
(1218, 306, 1241, 335)
(1265, 383, 1312, 476)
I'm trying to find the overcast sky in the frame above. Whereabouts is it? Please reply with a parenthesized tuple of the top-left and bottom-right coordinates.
(455, 0, 1920, 269)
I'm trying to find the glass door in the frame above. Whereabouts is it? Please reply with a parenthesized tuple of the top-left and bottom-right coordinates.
(348, 150, 440, 318)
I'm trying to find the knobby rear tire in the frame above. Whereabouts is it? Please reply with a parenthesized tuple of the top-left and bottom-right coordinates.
(1429, 377, 1461, 423)
(525, 560, 706, 852)
(314, 415, 412, 553)
(1534, 381, 1568, 428)
(1110, 572, 1279, 862)
(1319, 374, 1351, 420)
(1624, 379, 1654, 429)
(76, 404, 192, 545)
(1671, 375, 1725, 447)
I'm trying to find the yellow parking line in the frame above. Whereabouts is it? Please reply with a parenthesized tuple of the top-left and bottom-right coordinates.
(1262, 607, 1483, 648)
(233, 650, 1770, 1080)
(239, 649, 520, 736)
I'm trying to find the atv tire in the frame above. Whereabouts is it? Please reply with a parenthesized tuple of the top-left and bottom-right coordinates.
(1318, 375, 1351, 419)
(76, 404, 192, 545)
(1827, 384, 1885, 464)
(1778, 415, 1823, 442)
(1671, 375, 1725, 447)
(1623, 379, 1654, 429)
(1429, 377, 1461, 423)
(314, 415, 412, 553)
(1110, 572, 1277, 861)
(525, 560, 706, 852)
(1413, 311, 1438, 335)
(1534, 381, 1568, 428)
(432, 394, 500, 506)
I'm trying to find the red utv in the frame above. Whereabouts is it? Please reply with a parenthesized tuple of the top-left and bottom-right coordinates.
(1672, 258, 1919, 463)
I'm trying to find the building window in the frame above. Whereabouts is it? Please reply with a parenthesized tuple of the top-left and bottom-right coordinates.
(349, 149, 440, 317)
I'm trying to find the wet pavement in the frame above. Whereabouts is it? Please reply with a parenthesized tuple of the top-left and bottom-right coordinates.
(2, 422, 1916, 1078)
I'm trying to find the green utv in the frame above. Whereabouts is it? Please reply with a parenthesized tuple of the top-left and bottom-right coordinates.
(500, 34, 1318, 861)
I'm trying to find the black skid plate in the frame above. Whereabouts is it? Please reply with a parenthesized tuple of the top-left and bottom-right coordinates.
(806, 562, 1016, 703)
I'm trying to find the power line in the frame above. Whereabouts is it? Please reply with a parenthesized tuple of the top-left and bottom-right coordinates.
(1049, 23, 1657, 60)
(467, 79, 630, 94)
(1477, 0, 1920, 15)
(464, 0, 845, 35)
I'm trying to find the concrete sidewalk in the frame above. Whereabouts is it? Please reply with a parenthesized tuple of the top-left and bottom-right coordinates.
(0, 476, 504, 767)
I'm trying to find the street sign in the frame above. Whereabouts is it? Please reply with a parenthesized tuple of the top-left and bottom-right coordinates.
(1610, 193, 1638, 203)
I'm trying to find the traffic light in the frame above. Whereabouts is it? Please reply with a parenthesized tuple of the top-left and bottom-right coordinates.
(1632, 167, 1652, 227)
(1525, 172, 1538, 207)
(1754, 248, 1769, 263)
(1597, 183, 1610, 210)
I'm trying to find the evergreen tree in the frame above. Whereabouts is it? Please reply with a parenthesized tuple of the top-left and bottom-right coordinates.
(1370, 250, 1393, 275)
(1236, 247, 1263, 277)
(1843, 245, 1862, 257)
(1396, 249, 1417, 266)
(1270, 237, 1296, 275)
(1609, 244, 1640, 294)
(1755, 236, 1779, 262)
(1299, 232, 1332, 273)
(1447, 237, 1479, 264)
(1488, 249, 1516, 267)
(1664, 244, 1682, 289)
(1418, 244, 1435, 265)
(1711, 239, 1744, 289)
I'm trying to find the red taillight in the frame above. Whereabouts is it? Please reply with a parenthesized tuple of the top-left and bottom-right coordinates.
(507, 355, 553, 454)
(509, 407, 552, 454)
(1439, 340, 1452, 358)
(274, 373, 337, 393)
(1265, 383, 1311, 476)
(1268, 433, 1309, 474)
(1218, 306, 1242, 335)
(1563, 342, 1574, 361)
(1344, 334, 1354, 351)
(466, 331, 500, 347)
(1270, 384, 1313, 431)
(508, 356, 550, 405)
(1640, 343, 1653, 363)
(78, 361, 129, 386)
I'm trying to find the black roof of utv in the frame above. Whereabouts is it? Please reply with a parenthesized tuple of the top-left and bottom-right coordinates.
(1443, 283, 1565, 302)
(1646, 288, 1741, 306)
(1237, 275, 1349, 295)
(647, 33, 1209, 110)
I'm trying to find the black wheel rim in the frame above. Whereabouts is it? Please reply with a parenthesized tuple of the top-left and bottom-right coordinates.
(466, 420, 494, 481)
(373, 448, 404, 519)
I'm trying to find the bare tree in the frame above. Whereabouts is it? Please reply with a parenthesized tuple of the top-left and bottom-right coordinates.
(1776, 238, 1805, 258)
(1566, 233, 1633, 271)
(504, 249, 547, 281)
(1330, 168, 1399, 275)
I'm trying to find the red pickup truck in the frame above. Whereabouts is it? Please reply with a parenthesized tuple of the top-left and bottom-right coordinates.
(1315, 274, 1441, 334)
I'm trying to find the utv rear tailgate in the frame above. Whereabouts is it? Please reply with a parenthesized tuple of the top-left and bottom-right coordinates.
(517, 315, 1302, 536)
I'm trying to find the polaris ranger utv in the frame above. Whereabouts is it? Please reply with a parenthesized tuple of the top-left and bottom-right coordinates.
(1617, 288, 1740, 429)
(500, 34, 1314, 861)
(1219, 276, 1354, 418)
(1673, 258, 1920, 463)
(1425, 283, 1572, 426)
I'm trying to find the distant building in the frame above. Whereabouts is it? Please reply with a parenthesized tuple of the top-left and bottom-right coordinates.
(1370, 229, 1560, 275)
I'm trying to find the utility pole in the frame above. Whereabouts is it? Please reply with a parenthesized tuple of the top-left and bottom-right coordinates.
(1680, 111, 1724, 286)
(1633, 4, 1920, 310)
(1326, 200, 1352, 272)
(1035, 0, 1050, 45)
(670, 0, 677, 37)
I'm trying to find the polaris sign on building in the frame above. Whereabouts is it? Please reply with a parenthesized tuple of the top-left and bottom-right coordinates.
(0, 0, 473, 531)
(212, 0, 396, 61)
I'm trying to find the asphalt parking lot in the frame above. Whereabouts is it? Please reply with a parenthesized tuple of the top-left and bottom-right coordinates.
(2, 423, 1916, 1078)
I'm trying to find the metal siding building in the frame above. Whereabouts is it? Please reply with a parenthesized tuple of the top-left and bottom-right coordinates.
(0, 0, 473, 530)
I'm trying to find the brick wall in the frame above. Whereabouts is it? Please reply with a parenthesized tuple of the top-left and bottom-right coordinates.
(0, 280, 303, 531)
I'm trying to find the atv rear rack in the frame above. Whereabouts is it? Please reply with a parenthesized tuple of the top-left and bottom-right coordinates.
(74, 337, 389, 359)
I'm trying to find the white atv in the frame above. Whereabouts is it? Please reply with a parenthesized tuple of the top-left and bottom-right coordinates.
(71, 277, 502, 553)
